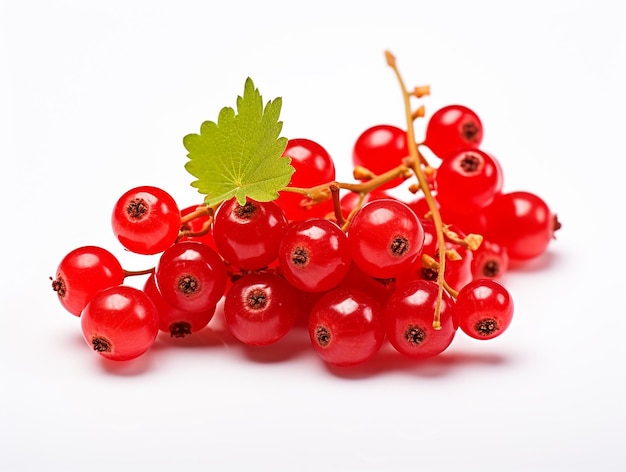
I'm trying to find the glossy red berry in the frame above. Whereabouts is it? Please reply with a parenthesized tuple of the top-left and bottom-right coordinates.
(352, 124, 408, 189)
(308, 287, 385, 367)
(278, 218, 351, 292)
(80, 285, 159, 361)
(348, 199, 424, 279)
(111, 185, 181, 255)
(224, 272, 300, 346)
(434, 149, 503, 213)
(455, 278, 514, 340)
(213, 198, 288, 270)
(483, 191, 558, 261)
(155, 241, 227, 312)
(471, 240, 509, 279)
(143, 273, 216, 338)
(51, 246, 125, 317)
(385, 279, 457, 359)
(276, 138, 336, 221)
(423, 105, 483, 159)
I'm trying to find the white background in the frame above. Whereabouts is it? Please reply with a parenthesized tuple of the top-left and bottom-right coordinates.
(1, 1, 625, 471)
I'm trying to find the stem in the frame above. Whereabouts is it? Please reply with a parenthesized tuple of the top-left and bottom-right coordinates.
(124, 267, 155, 277)
(180, 205, 211, 225)
(178, 217, 212, 240)
(385, 50, 447, 329)
(281, 162, 412, 208)
(341, 192, 367, 232)
(178, 204, 216, 240)
(329, 183, 346, 227)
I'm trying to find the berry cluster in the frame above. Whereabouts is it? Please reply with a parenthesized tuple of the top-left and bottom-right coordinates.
(50, 51, 559, 367)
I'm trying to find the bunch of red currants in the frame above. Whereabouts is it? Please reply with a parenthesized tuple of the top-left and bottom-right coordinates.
(50, 98, 559, 368)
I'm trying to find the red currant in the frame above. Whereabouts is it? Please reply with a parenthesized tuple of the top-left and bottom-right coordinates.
(434, 149, 503, 213)
(455, 278, 514, 340)
(423, 105, 483, 159)
(352, 124, 408, 189)
(308, 287, 385, 367)
(385, 279, 457, 359)
(224, 272, 300, 346)
(155, 241, 227, 312)
(278, 218, 351, 292)
(347, 199, 424, 279)
(471, 240, 509, 279)
(80, 285, 159, 361)
(213, 198, 288, 271)
(111, 185, 181, 255)
(143, 273, 216, 338)
(51, 246, 125, 317)
(483, 191, 558, 261)
(276, 138, 336, 221)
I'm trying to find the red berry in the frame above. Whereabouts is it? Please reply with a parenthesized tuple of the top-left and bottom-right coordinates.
(471, 240, 509, 280)
(213, 198, 288, 271)
(308, 287, 385, 367)
(111, 186, 181, 255)
(352, 124, 408, 189)
(385, 279, 457, 359)
(434, 149, 503, 213)
(423, 105, 483, 159)
(80, 285, 159, 361)
(276, 138, 336, 221)
(51, 246, 125, 317)
(224, 272, 300, 346)
(348, 199, 424, 279)
(143, 274, 216, 338)
(278, 218, 351, 293)
(155, 241, 227, 312)
(483, 191, 557, 261)
(455, 278, 514, 340)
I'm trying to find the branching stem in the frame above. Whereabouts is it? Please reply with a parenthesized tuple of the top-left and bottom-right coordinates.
(281, 161, 412, 203)
(385, 49, 448, 330)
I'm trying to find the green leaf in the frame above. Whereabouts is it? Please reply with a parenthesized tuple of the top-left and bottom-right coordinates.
(183, 77, 294, 206)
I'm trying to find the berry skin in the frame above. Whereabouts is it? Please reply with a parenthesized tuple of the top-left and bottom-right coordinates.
(111, 185, 181, 255)
(51, 246, 125, 317)
(278, 218, 351, 293)
(339, 189, 394, 221)
(471, 240, 509, 279)
(224, 272, 300, 346)
(143, 274, 216, 338)
(423, 105, 483, 159)
(434, 149, 503, 213)
(276, 138, 336, 221)
(308, 287, 385, 367)
(155, 241, 227, 313)
(336, 263, 397, 306)
(347, 199, 424, 279)
(483, 191, 558, 261)
(212, 198, 288, 271)
(352, 124, 408, 189)
(385, 279, 457, 359)
(80, 285, 159, 361)
(455, 278, 514, 340)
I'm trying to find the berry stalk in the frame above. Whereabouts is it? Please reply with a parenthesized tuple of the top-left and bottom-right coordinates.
(281, 161, 413, 230)
(384, 50, 447, 329)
